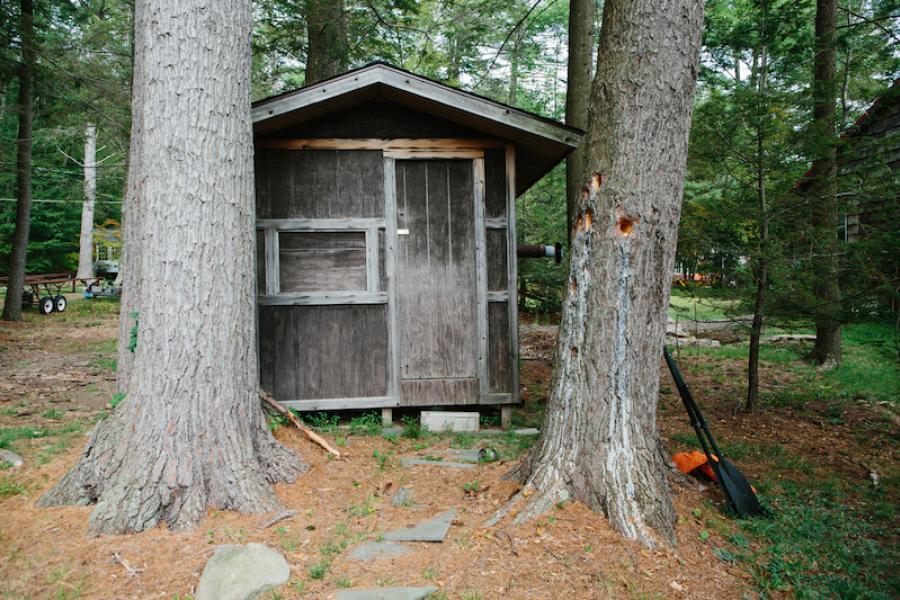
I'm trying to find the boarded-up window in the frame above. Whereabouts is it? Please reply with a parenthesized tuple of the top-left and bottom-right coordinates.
(279, 231, 367, 292)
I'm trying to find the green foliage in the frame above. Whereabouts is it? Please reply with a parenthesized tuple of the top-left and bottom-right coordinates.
(0, 1, 129, 276)
(306, 561, 329, 581)
(127, 312, 139, 353)
(372, 449, 392, 471)
(306, 411, 339, 432)
(0, 426, 49, 449)
(42, 408, 62, 420)
(737, 478, 898, 599)
(462, 479, 480, 493)
(0, 477, 26, 498)
(349, 411, 381, 436)
(108, 392, 125, 409)
(516, 163, 567, 315)
(400, 415, 423, 439)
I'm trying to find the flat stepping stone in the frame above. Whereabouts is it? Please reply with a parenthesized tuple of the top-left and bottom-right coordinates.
(348, 541, 413, 562)
(336, 586, 438, 600)
(439, 448, 482, 462)
(196, 543, 289, 600)
(400, 457, 474, 469)
(391, 486, 426, 509)
(0, 449, 23, 468)
(382, 508, 456, 542)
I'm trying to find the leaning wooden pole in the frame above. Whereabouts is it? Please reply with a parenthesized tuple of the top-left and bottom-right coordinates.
(260, 390, 342, 458)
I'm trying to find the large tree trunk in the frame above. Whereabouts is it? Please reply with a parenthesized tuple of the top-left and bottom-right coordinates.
(565, 0, 596, 241)
(76, 123, 97, 280)
(2, 0, 35, 322)
(305, 0, 348, 84)
(808, 0, 842, 367)
(38, 0, 307, 536)
(489, 0, 705, 547)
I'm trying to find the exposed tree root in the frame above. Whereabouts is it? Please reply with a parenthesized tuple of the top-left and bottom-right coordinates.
(38, 404, 307, 536)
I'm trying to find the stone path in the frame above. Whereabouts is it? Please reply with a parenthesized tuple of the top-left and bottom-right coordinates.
(400, 457, 474, 469)
(347, 541, 412, 562)
(196, 543, 289, 600)
(335, 586, 438, 600)
(382, 508, 457, 543)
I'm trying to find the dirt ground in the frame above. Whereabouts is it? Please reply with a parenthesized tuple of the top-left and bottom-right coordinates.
(0, 300, 893, 599)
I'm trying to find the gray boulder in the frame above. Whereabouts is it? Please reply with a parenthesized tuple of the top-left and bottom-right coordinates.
(196, 543, 290, 600)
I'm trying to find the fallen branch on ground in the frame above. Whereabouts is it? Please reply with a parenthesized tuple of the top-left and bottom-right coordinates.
(259, 390, 342, 458)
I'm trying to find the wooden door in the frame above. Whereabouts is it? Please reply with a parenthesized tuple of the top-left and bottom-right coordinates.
(395, 159, 479, 404)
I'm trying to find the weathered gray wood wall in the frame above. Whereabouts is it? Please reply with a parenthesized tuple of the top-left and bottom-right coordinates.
(255, 102, 517, 409)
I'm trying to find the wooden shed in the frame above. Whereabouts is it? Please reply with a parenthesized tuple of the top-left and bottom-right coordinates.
(251, 63, 581, 423)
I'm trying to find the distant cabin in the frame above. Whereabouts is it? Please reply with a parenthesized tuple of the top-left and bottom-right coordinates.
(794, 80, 899, 243)
(839, 80, 899, 243)
(251, 63, 581, 421)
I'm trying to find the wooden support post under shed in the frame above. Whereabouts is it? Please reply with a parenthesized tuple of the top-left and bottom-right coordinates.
(381, 407, 393, 427)
(250, 63, 581, 417)
(501, 405, 512, 430)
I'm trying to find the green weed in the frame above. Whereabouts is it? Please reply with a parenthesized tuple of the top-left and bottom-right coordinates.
(306, 412, 339, 433)
(307, 561, 329, 580)
(0, 477, 27, 498)
(401, 415, 424, 439)
(349, 411, 382, 436)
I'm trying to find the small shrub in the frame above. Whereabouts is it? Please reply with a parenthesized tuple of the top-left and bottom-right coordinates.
(307, 561, 329, 580)
(349, 411, 382, 436)
(306, 412, 339, 432)
(401, 415, 423, 439)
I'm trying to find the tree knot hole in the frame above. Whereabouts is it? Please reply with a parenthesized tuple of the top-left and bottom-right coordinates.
(570, 346, 578, 358)
(615, 206, 639, 237)
(589, 172, 602, 192)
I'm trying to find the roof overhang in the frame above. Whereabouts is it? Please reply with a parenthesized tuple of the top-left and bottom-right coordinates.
(252, 63, 583, 196)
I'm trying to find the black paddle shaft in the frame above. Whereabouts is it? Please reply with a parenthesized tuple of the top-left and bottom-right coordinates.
(663, 347, 766, 518)
(663, 348, 728, 461)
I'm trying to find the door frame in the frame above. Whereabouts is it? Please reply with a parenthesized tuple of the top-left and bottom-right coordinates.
(383, 152, 488, 405)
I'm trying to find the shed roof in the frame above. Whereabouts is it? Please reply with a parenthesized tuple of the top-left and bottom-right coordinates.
(252, 62, 583, 196)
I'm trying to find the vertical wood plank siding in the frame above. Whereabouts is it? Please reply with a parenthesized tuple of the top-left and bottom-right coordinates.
(488, 302, 512, 393)
(396, 160, 477, 380)
(259, 149, 384, 219)
(258, 305, 389, 399)
(486, 228, 508, 291)
(484, 148, 507, 218)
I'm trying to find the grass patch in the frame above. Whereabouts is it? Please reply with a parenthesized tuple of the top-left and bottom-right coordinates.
(0, 477, 27, 497)
(668, 294, 740, 321)
(687, 321, 899, 405)
(737, 476, 898, 599)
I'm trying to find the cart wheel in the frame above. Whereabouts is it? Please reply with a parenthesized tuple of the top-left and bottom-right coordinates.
(39, 296, 55, 315)
(54, 295, 67, 313)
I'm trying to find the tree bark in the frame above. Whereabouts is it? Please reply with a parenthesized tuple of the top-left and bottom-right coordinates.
(116, 0, 143, 393)
(2, 0, 35, 322)
(489, 0, 705, 547)
(808, 0, 842, 367)
(565, 0, 596, 242)
(76, 123, 97, 280)
(305, 0, 348, 84)
(38, 0, 307, 535)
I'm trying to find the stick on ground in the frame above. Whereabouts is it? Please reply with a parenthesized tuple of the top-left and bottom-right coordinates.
(259, 390, 342, 458)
